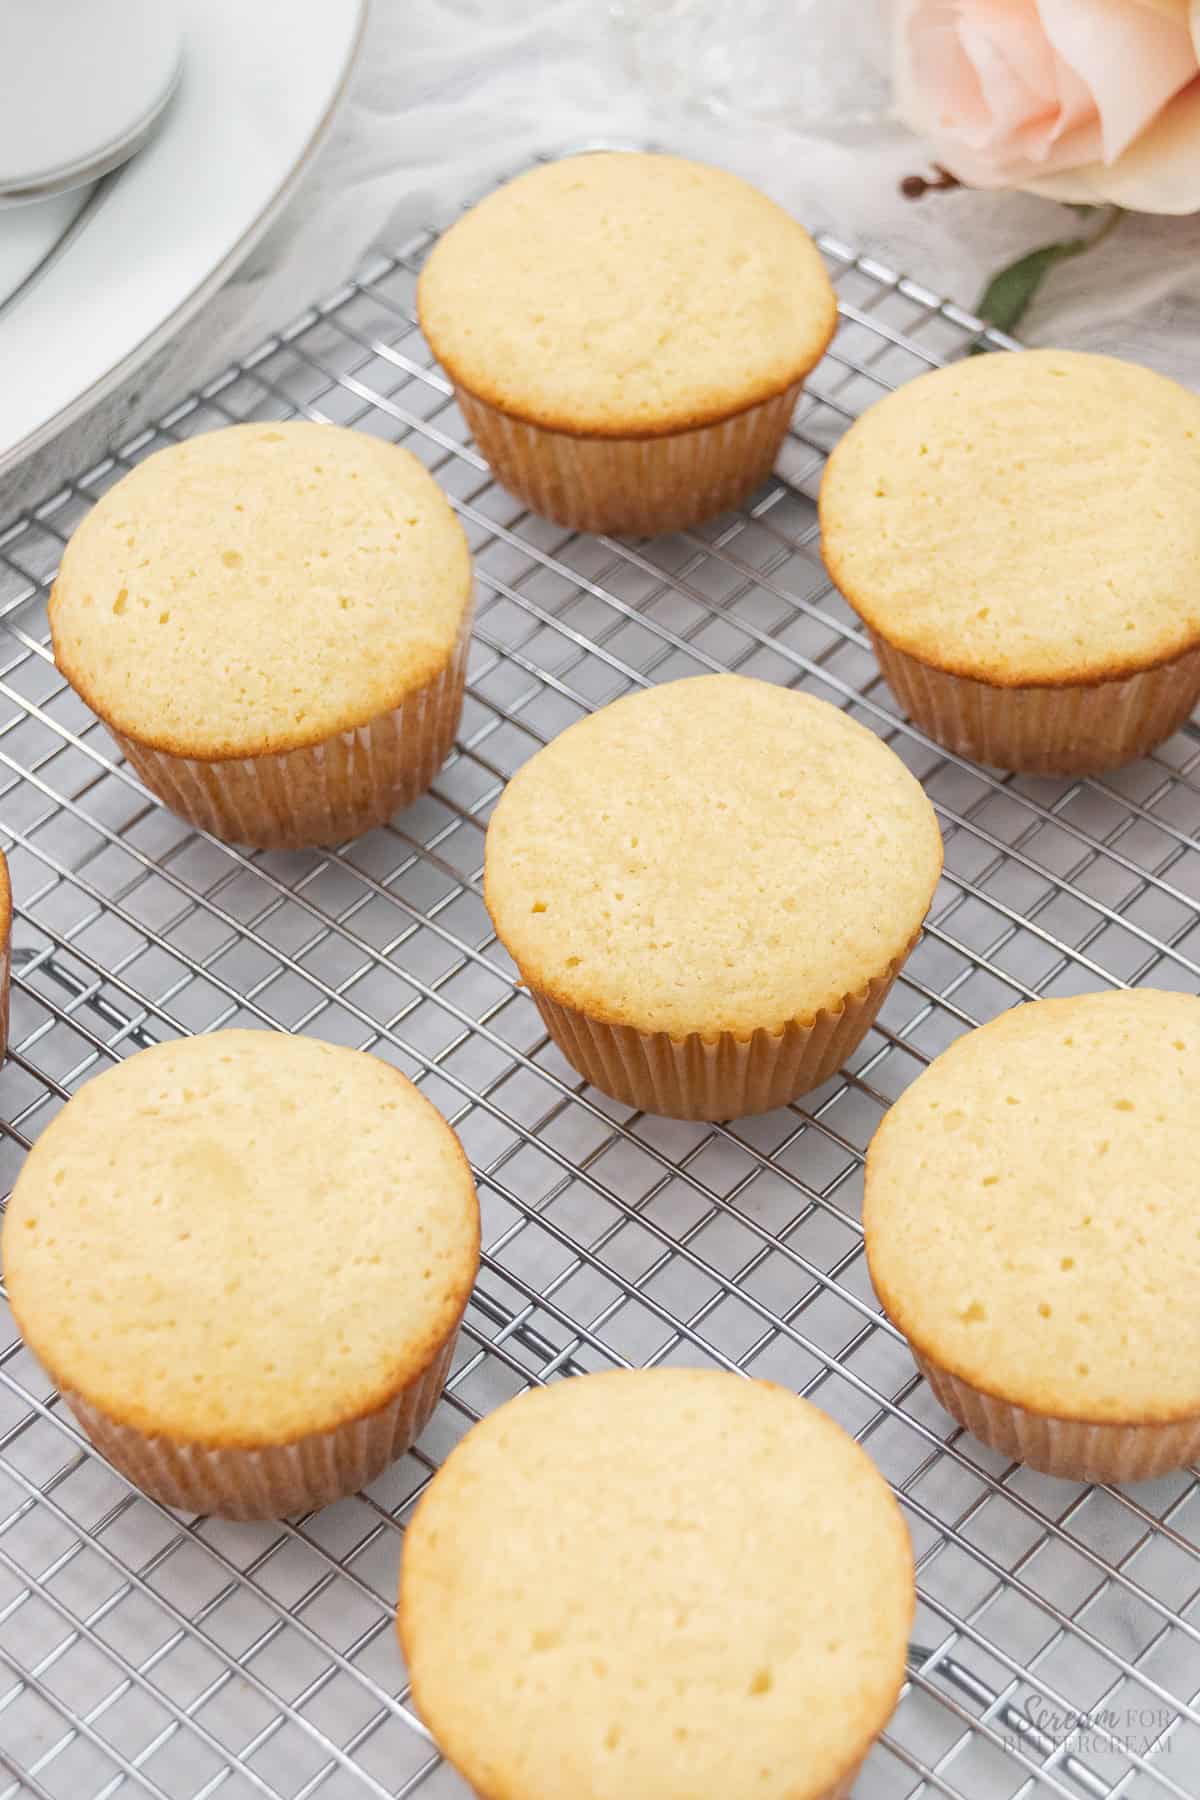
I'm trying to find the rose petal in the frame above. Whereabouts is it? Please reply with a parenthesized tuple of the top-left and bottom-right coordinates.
(1022, 168, 1110, 204)
(959, 12, 1054, 149)
(1026, 78, 1200, 210)
(894, 0, 1106, 186)
(1038, 0, 1198, 161)
(895, 0, 1092, 184)
(1137, 0, 1191, 25)
(1012, 113, 1104, 171)
(1008, 55, 1095, 163)
(893, 0, 964, 137)
(961, 1, 1059, 142)
(907, 13, 994, 146)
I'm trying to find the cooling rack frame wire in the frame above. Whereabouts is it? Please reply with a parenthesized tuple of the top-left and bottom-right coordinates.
(0, 162, 1198, 1800)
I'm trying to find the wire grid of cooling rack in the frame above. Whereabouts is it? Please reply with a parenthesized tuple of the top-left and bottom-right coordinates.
(0, 162, 1198, 1800)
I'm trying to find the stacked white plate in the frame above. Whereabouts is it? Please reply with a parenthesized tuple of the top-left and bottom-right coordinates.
(0, 0, 365, 480)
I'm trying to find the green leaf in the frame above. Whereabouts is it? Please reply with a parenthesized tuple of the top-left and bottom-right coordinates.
(970, 207, 1123, 351)
(976, 238, 1090, 338)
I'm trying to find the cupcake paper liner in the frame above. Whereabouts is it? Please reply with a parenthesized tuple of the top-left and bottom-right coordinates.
(64, 1325, 463, 1520)
(527, 937, 918, 1121)
(915, 1350, 1200, 1484)
(454, 383, 802, 536)
(112, 615, 472, 850)
(871, 631, 1200, 776)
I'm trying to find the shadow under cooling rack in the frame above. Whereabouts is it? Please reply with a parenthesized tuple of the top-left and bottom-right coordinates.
(0, 176, 1198, 1800)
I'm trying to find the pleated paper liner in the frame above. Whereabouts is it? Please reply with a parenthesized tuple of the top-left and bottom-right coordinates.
(112, 613, 472, 850)
(871, 630, 1200, 777)
(454, 382, 803, 536)
(64, 1325, 463, 1520)
(914, 1349, 1200, 1484)
(528, 935, 920, 1122)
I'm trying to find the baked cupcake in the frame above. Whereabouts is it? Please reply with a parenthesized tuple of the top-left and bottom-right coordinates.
(820, 350, 1200, 774)
(418, 152, 837, 535)
(4, 1030, 479, 1518)
(399, 1369, 914, 1800)
(865, 989, 1200, 1483)
(484, 674, 943, 1120)
(50, 422, 473, 848)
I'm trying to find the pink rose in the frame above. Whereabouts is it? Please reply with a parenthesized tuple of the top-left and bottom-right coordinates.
(896, 0, 1200, 211)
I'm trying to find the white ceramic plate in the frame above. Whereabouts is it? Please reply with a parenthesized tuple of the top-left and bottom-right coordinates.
(0, 0, 365, 481)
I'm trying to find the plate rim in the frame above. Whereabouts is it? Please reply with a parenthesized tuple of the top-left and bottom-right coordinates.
(0, 0, 368, 483)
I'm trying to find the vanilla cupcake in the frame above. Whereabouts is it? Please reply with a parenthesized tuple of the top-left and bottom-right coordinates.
(400, 1369, 913, 1800)
(484, 675, 943, 1119)
(820, 350, 1200, 774)
(418, 152, 837, 535)
(3, 1031, 479, 1518)
(865, 989, 1200, 1483)
(50, 423, 473, 848)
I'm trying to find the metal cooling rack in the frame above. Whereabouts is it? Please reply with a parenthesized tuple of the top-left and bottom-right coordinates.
(0, 157, 1197, 1800)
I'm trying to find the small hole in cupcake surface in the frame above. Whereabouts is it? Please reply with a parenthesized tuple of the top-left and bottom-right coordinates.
(1038, 1302, 1052, 1318)
(961, 1301, 986, 1324)
(1114, 1098, 1135, 1112)
(1060, 1257, 1075, 1272)
(112, 589, 128, 615)
(748, 1667, 773, 1696)
(221, 550, 243, 569)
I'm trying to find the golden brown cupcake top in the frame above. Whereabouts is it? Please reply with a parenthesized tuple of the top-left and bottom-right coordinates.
(4, 1031, 479, 1447)
(400, 1369, 913, 1800)
(865, 989, 1200, 1423)
(418, 152, 837, 438)
(484, 674, 943, 1038)
(50, 422, 472, 760)
(820, 349, 1200, 687)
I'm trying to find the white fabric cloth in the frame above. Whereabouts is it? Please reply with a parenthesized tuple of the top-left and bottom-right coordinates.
(17, 0, 1200, 509)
